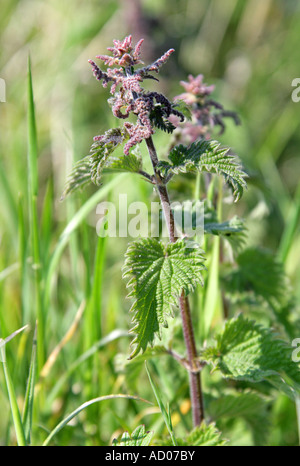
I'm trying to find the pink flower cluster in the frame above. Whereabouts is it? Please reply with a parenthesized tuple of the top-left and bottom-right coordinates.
(96, 36, 144, 67)
(176, 74, 215, 105)
(89, 36, 181, 155)
(172, 74, 240, 142)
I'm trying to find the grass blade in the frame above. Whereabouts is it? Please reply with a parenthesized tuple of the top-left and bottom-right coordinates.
(42, 394, 151, 446)
(27, 57, 45, 371)
(44, 329, 129, 407)
(0, 326, 29, 446)
(0, 157, 18, 234)
(44, 173, 128, 308)
(200, 235, 220, 341)
(200, 176, 223, 342)
(40, 178, 54, 265)
(39, 301, 85, 381)
(27, 56, 38, 197)
(145, 362, 177, 446)
(0, 263, 19, 283)
(22, 324, 37, 444)
(84, 229, 107, 348)
(1, 354, 26, 446)
(278, 183, 300, 264)
(0, 325, 29, 349)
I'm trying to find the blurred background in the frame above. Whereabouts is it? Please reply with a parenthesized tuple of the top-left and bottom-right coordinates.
(0, 0, 300, 446)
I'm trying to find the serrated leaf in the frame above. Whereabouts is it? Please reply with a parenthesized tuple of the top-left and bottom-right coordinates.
(202, 315, 300, 397)
(156, 423, 227, 446)
(222, 248, 296, 338)
(149, 105, 176, 133)
(114, 346, 168, 388)
(103, 151, 143, 174)
(61, 156, 92, 199)
(205, 215, 245, 236)
(203, 199, 245, 234)
(112, 425, 153, 446)
(208, 390, 270, 446)
(62, 127, 127, 198)
(205, 215, 247, 253)
(123, 238, 206, 358)
(224, 248, 289, 307)
(185, 423, 227, 446)
(157, 139, 247, 202)
(208, 390, 268, 419)
(172, 99, 193, 121)
(170, 200, 246, 247)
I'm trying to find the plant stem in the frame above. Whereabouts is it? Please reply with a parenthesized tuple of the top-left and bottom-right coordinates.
(145, 136, 204, 426)
(178, 292, 205, 426)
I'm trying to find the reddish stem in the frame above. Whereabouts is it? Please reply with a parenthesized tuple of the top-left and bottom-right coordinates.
(145, 136, 204, 426)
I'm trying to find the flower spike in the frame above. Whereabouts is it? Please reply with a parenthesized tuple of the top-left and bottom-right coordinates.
(88, 36, 184, 155)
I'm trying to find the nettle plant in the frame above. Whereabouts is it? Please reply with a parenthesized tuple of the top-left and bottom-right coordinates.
(64, 36, 300, 446)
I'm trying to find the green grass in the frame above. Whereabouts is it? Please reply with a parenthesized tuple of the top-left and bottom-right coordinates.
(0, 0, 300, 446)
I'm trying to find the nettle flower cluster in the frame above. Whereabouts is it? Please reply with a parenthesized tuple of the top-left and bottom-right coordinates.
(171, 73, 240, 143)
(88, 35, 184, 155)
(63, 36, 246, 200)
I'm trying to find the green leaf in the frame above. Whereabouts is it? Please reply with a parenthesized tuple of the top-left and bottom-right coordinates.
(202, 315, 300, 397)
(157, 423, 227, 446)
(157, 139, 247, 202)
(114, 346, 168, 388)
(123, 238, 206, 358)
(205, 215, 245, 236)
(103, 150, 143, 174)
(149, 105, 176, 134)
(208, 390, 268, 420)
(172, 99, 193, 121)
(224, 247, 289, 307)
(205, 215, 247, 252)
(171, 199, 246, 247)
(62, 127, 127, 198)
(208, 390, 271, 446)
(185, 423, 227, 446)
(222, 248, 296, 338)
(112, 425, 153, 446)
(61, 156, 92, 198)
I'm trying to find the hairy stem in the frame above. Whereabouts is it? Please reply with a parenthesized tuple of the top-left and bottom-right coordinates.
(145, 135, 204, 426)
